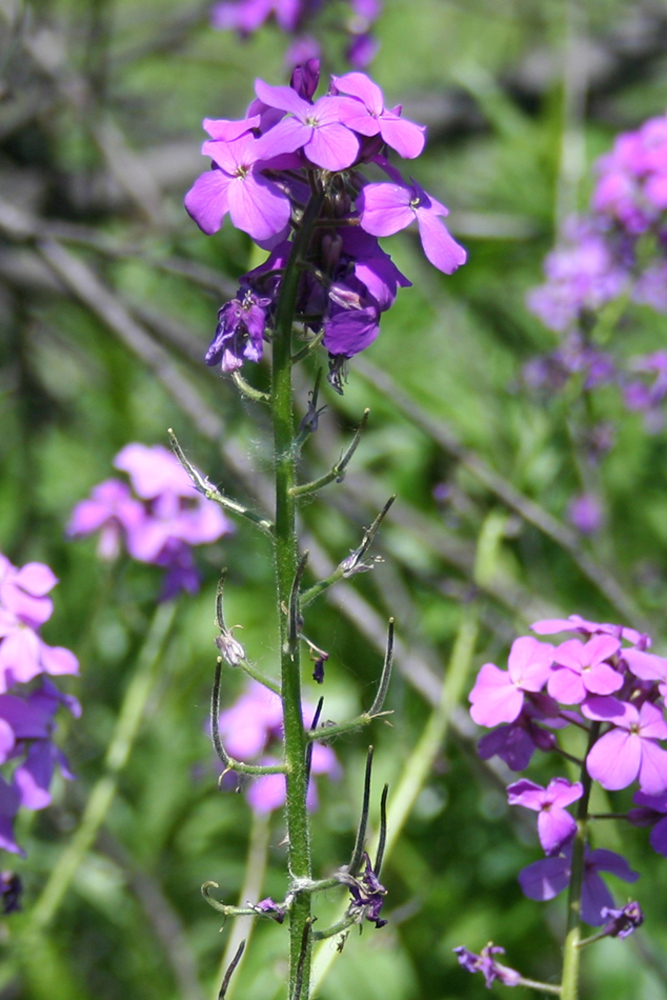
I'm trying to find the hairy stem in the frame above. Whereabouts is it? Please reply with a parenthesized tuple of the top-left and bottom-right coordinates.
(272, 192, 323, 1000)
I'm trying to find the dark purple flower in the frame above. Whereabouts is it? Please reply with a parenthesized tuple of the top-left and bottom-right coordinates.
(518, 845, 639, 926)
(477, 705, 558, 771)
(507, 777, 583, 855)
(629, 790, 667, 856)
(253, 897, 286, 922)
(599, 901, 644, 938)
(205, 289, 272, 372)
(0, 871, 22, 914)
(339, 852, 387, 928)
(453, 943, 521, 988)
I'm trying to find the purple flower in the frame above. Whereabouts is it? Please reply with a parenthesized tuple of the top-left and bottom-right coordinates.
(507, 777, 583, 855)
(518, 846, 639, 926)
(582, 696, 667, 794)
(453, 943, 521, 988)
(469, 637, 554, 727)
(185, 122, 292, 242)
(358, 172, 467, 275)
(0, 557, 79, 691)
(253, 80, 361, 170)
(217, 681, 340, 813)
(70, 444, 232, 598)
(547, 634, 623, 705)
(0, 871, 22, 914)
(67, 480, 144, 560)
(332, 72, 425, 159)
(526, 221, 627, 333)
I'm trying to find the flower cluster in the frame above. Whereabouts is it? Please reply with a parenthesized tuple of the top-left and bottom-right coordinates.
(0, 552, 80, 866)
(67, 444, 232, 599)
(211, 0, 382, 70)
(525, 115, 667, 436)
(185, 61, 466, 383)
(468, 613, 667, 924)
(218, 680, 340, 813)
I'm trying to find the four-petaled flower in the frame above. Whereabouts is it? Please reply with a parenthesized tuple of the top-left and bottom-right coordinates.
(583, 696, 667, 794)
(507, 777, 583, 855)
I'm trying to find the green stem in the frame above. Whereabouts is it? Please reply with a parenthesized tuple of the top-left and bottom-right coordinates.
(560, 722, 599, 1000)
(271, 191, 324, 1000)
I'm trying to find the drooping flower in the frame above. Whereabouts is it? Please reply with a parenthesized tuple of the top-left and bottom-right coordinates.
(599, 902, 644, 939)
(453, 943, 521, 988)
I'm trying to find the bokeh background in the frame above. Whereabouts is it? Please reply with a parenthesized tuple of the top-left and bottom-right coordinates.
(2, 0, 667, 997)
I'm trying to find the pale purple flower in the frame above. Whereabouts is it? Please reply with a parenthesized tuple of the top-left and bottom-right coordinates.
(507, 777, 582, 855)
(67, 479, 144, 560)
(582, 696, 667, 794)
(526, 222, 627, 332)
(217, 681, 340, 813)
(547, 634, 623, 705)
(469, 637, 554, 727)
(332, 72, 425, 159)
(358, 173, 467, 274)
(0, 555, 58, 629)
(518, 846, 639, 926)
(453, 943, 521, 988)
(253, 80, 361, 170)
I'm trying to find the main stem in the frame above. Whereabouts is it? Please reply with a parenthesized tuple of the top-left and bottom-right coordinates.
(560, 722, 600, 1000)
(272, 193, 323, 1000)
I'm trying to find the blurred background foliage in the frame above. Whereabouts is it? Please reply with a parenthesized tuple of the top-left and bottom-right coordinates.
(2, 0, 667, 997)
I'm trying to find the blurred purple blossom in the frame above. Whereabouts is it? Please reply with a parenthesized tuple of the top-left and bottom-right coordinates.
(0, 554, 79, 858)
(567, 493, 604, 536)
(68, 444, 232, 599)
(211, 0, 382, 69)
(218, 680, 340, 813)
